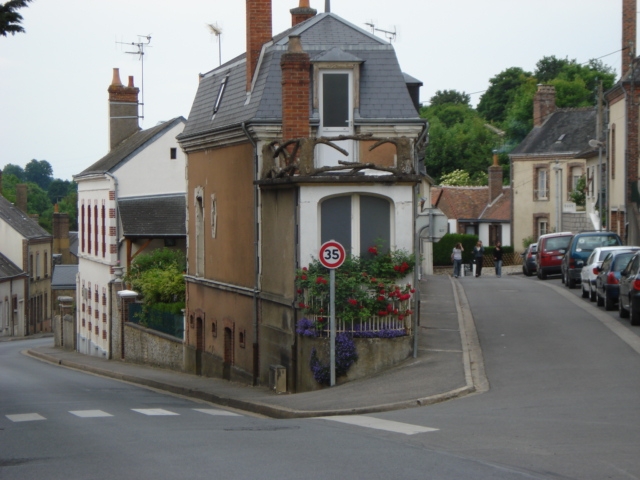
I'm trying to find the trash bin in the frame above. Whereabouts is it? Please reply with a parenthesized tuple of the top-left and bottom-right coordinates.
(464, 264, 472, 277)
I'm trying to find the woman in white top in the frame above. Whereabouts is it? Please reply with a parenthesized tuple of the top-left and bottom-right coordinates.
(452, 242, 464, 278)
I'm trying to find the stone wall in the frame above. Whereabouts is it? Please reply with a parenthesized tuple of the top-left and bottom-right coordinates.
(124, 323, 184, 372)
(295, 335, 413, 393)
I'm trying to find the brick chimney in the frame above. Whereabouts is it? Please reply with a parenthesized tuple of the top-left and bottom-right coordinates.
(623, 0, 637, 78)
(291, 0, 317, 26)
(488, 153, 503, 204)
(246, 0, 273, 92)
(281, 35, 311, 158)
(53, 206, 71, 264)
(533, 85, 556, 127)
(108, 68, 140, 150)
(16, 184, 27, 213)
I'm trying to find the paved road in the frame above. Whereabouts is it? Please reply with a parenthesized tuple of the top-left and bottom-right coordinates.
(3, 274, 640, 479)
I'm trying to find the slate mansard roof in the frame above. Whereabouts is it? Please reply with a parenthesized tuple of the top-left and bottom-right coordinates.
(76, 117, 186, 178)
(118, 194, 186, 238)
(179, 13, 423, 141)
(0, 195, 52, 240)
(510, 107, 596, 157)
(51, 264, 78, 290)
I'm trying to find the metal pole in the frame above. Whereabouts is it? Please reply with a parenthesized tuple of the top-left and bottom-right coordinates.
(599, 145, 603, 231)
(554, 160, 561, 232)
(330, 268, 336, 386)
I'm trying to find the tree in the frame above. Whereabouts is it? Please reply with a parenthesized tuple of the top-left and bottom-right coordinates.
(429, 89, 470, 107)
(420, 102, 500, 183)
(47, 178, 74, 204)
(24, 159, 53, 190)
(477, 67, 532, 124)
(0, 0, 33, 37)
(2, 163, 25, 181)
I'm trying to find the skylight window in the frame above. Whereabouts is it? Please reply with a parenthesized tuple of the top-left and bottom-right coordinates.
(212, 76, 228, 119)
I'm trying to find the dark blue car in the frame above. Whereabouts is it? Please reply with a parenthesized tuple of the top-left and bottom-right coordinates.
(595, 249, 639, 310)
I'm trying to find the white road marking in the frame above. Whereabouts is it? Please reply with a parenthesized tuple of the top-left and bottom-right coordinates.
(193, 408, 241, 416)
(316, 415, 439, 435)
(6, 413, 46, 422)
(131, 408, 179, 416)
(69, 410, 113, 418)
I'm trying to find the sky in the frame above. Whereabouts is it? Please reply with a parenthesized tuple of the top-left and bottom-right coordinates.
(0, 0, 628, 181)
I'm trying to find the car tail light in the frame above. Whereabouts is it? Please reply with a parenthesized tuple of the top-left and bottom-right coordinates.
(607, 272, 619, 285)
(593, 267, 599, 275)
(569, 259, 575, 268)
(634, 279, 640, 291)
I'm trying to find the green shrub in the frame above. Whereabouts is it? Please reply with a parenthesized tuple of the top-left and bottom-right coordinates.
(433, 233, 478, 265)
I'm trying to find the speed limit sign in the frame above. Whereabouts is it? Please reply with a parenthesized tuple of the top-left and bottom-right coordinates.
(318, 240, 346, 269)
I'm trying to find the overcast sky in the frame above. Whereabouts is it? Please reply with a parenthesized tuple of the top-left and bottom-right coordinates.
(0, 0, 627, 181)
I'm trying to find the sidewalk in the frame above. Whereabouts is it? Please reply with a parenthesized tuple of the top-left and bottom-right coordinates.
(25, 275, 486, 419)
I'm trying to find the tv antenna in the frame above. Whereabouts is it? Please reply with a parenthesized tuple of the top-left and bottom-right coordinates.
(207, 23, 223, 67)
(364, 20, 396, 43)
(116, 34, 151, 120)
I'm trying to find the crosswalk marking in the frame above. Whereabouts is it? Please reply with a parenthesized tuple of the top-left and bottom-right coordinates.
(193, 408, 241, 416)
(69, 410, 113, 418)
(316, 415, 439, 435)
(131, 408, 179, 416)
(6, 413, 46, 422)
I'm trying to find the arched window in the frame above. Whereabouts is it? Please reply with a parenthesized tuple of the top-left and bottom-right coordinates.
(320, 194, 391, 256)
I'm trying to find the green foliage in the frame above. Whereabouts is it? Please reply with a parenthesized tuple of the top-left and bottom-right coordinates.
(439, 169, 488, 186)
(521, 235, 536, 249)
(295, 248, 415, 326)
(429, 89, 470, 107)
(125, 248, 186, 312)
(24, 159, 53, 190)
(0, 0, 32, 37)
(2, 163, 25, 181)
(569, 175, 587, 207)
(477, 67, 532, 124)
(126, 248, 187, 280)
(420, 103, 500, 182)
(433, 233, 478, 266)
(483, 245, 514, 256)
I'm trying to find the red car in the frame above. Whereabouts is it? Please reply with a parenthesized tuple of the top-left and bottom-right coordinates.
(536, 232, 573, 280)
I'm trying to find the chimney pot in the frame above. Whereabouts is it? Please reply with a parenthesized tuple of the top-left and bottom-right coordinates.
(111, 68, 123, 87)
(128, 76, 135, 87)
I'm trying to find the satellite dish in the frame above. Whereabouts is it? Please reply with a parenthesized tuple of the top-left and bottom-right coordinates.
(588, 139, 602, 148)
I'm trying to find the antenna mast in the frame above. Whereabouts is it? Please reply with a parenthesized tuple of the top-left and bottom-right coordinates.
(207, 23, 223, 67)
(116, 34, 151, 120)
(363, 21, 396, 43)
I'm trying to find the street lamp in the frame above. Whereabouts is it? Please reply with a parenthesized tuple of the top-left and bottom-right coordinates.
(589, 139, 605, 231)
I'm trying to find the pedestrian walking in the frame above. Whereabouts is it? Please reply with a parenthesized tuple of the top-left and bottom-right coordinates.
(473, 240, 484, 277)
(493, 241, 503, 277)
(451, 242, 464, 278)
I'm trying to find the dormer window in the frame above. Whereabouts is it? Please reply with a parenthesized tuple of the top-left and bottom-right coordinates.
(312, 49, 363, 169)
(212, 76, 228, 119)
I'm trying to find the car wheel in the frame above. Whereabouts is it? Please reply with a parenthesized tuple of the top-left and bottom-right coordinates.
(589, 287, 597, 302)
(619, 296, 629, 318)
(581, 283, 589, 298)
(597, 291, 604, 307)
(631, 299, 640, 326)
(561, 271, 565, 284)
(568, 275, 576, 289)
(604, 290, 615, 311)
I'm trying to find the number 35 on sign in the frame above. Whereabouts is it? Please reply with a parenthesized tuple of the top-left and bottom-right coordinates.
(318, 240, 346, 269)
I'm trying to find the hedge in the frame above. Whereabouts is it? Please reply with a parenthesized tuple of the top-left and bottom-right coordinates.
(433, 233, 514, 266)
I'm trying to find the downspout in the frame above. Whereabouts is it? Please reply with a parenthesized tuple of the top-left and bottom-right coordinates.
(242, 122, 260, 385)
(413, 123, 428, 358)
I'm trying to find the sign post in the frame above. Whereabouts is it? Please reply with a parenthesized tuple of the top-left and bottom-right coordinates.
(318, 240, 346, 386)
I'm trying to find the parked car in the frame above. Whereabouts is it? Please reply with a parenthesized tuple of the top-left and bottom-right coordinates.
(521, 243, 537, 276)
(618, 251, 640, 325)
(594, 249, 639, 310)
(536, 232, 573, 280)
(562, 231, 623, 288)
(580, 246, 637, 302)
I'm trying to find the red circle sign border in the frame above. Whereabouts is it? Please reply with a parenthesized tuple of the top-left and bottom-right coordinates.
(318, 240, 346, 269)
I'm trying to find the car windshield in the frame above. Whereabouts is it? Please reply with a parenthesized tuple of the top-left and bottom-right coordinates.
(545, 237, 571, 251)
(576, 235, 620, 253)
(598, 251, 613, 261)
(613, 253, 635, 272)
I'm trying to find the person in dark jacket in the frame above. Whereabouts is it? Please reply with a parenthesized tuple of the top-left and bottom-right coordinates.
(493, 241, 503, 277)
(473, 240, 484, 277)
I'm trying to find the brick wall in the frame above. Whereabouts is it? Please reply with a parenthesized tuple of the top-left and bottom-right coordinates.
(280, 35, 310, 156)
(246, 0, 272, 91)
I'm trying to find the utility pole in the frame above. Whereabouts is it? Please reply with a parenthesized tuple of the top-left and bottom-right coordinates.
(553, 160, 562, 232)
(597, 81, 604, 231)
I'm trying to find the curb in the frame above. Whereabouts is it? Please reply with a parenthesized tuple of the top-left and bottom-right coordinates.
(24, 279, 486, 418)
